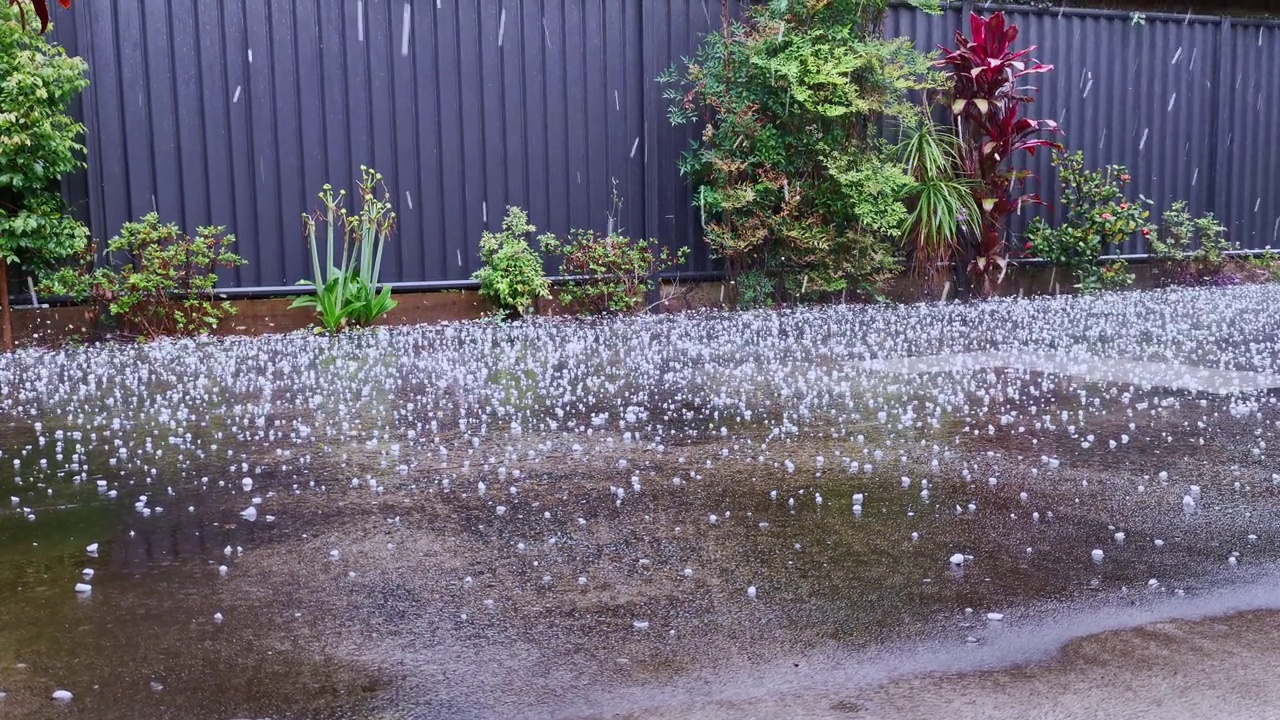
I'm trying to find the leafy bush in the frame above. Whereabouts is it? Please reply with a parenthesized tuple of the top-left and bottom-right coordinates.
(291, 167, 398, 332)
(896, 116, 980, 294)
(1150, 200, 1232, 284)
(1242, 250, 1280, 283)
(41, 213, 244, 338)
(733, 269, 775, 310)
(659, 0, 941, 300)
(1025, 151, 1148, 292)
(938, 12, 1061, 296)
(1, 5, 88, 347)
(540, 230, 688, 314)
(473, 207, 550, 319)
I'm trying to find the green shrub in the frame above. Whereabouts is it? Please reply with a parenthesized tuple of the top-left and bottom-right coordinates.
(291, 167, 398, 332)
(1, 5, 89, 347)
(659, 0, 940, 299)
(1243, 250, 1280, 283)
(734, 269, 775, 310)
(473, 207, 550, 318)
(540, 230, 688, 314)
(1151, 200, 1232, 283)
(1025, 152, 1148, 292)
(41, 213, 244, 339)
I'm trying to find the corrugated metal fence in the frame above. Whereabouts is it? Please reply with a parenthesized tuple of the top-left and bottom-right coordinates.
(45, 1, 1280, 292)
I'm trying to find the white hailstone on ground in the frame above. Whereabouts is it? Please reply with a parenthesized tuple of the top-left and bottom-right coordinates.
(86, 543, 99, 555)
(74, 583, 92, 594)
(1154, 539, 1165, 547)
(1183, 495, 1197, 512)
(949, 553, 965, 566)
(81, 569, 94, 579)
(51, 689, 73, 702)
(1189, 485, 1201, 498)
(329, 549, 340, 561)
(1091, 549, 1105, 563)
(986, 613, 1004, 621)
(213, 612, 224, 624)
(218, 565, 228, 577)
(708, 514, 718, 524)
(746, 585, 757, 600)
(852, 493, 864, 504)
(1114, 532, 1126, 543)
(683, 568, 694, 578)
(241, 477, 253, 491)
(240, 506, 257, 522)
(496, 506, 507, 515)
(815, 493, 823, 506)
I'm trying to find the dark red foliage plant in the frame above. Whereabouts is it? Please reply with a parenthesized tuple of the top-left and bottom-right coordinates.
(937, 11, 1062, 296)
(7, 0, 70, 32)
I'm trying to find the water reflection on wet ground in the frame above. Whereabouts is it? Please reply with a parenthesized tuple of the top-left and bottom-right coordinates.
(3, 286, 1280, 718)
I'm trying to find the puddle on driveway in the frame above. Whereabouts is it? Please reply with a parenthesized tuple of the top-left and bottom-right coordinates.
(3, 286, 1280, 718)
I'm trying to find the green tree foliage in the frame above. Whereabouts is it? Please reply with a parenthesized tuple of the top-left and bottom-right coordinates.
(0, 4, 88, 274)
(660, 0, 941, 301)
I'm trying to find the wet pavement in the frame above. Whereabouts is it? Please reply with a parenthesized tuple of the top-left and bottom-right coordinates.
(2, 285, 1280, 719)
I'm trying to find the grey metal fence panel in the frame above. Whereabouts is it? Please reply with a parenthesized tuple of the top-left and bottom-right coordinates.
(67, 0, 646, 289)
(996, 8, 1224, 255)
(45, 1, 1280, 293)
(1221, 21, 1280, 250)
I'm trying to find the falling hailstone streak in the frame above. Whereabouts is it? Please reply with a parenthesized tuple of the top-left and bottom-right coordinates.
(497, 8, 506, 47)
(401, 3, 412, 57)
(630, 137, 640, 159)
(1138, 128, 1149, 152)
(1168, 93, 1177, 112)
(405, 191, 413, 210)
(1171, 47, 1182, 65)
(232, 86, 242, 103)
(1191, 168, 1198, 186)
(1081, 77, 1093, 99)
(357, 0, 364, 42)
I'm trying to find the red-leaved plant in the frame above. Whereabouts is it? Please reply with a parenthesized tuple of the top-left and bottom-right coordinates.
(937, 12, 1062, 296)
